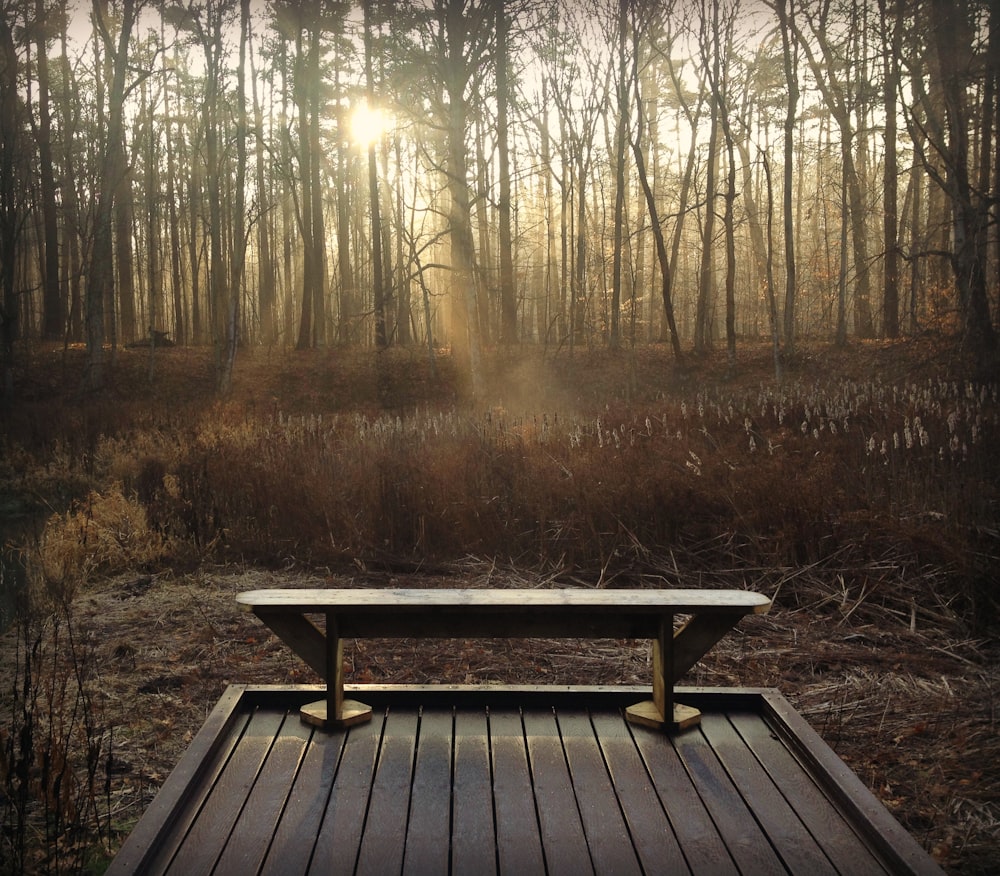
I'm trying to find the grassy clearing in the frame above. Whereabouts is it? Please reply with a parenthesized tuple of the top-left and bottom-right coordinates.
(1, 337, 998, 872)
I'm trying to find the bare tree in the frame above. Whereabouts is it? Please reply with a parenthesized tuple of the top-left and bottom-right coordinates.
(363, 0, 387, 349)
(793, 0, 875, 339)
(628, 2, 682, 360)
(925, 0, 996, 357)
(878, 0, 902, 338)
(33, 0, 62, 340)
(87, 0, 138, 390)
(1, 10, 29, 398)
(775, 0, 798, 351)
(496, 0, 517, 344)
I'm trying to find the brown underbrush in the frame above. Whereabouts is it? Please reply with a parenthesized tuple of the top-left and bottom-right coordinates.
(1, 336, 998, 873)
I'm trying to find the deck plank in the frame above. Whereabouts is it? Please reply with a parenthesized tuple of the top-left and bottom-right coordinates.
(728, 711, 889, 876)
(214, 715, 311, 874)
(629, 723, 738, 876)
(558, 711, 643, 876)
(699, 712, 839, 875)
(258, 721, 347, 876)
(590, 709, 691, 875)
(308, 711, 386, 876)
(164, 709, 285, 875)
(132, 705, 251, 875)
(522, 708, 594, 876)
(402, 708, 453, 876)
(452, 709, 497, 875)
(671, 721, 787, 874)
(490, 709, 547, 875)
(354, 709, 419, 876)
(111, 686, 944, 876)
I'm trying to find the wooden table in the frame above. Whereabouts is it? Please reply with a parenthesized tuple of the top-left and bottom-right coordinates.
(237, 588, 770, 732)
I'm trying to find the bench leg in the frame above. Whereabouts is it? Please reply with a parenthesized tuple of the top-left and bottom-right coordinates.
(300, 612, 372, 730)
(626, 614, 701, 732)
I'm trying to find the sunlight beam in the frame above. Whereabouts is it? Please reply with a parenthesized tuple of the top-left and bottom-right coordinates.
(350, 101, 387, 147)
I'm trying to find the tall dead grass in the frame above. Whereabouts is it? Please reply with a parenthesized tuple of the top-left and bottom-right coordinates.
(2, 343, 998, 871)
(15, 364, 994, 629)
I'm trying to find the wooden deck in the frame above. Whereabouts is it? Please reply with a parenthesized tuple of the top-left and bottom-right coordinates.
(108, 685, 943, 875)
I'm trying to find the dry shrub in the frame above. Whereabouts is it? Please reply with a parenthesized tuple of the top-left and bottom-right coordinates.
(1, 560, 115, 874)
(35, 489, 170, 602)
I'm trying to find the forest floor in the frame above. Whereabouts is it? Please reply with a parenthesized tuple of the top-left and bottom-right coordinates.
(2, 336, 999, 873)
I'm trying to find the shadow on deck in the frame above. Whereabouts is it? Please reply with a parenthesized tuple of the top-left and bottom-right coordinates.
(108, 685, 942, 875)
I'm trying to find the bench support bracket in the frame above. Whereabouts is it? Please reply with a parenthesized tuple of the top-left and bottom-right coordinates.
(300, 612, 373, 730)
(625, 615, 701, 732)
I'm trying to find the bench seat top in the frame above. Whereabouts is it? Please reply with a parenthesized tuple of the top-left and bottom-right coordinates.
(237, 587, 771, 615)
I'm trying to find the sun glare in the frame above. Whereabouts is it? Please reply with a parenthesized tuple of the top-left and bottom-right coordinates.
(350, 102, 387, 147)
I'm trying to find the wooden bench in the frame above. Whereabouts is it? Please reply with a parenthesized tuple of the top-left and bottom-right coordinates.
(236, 588, 770, 733)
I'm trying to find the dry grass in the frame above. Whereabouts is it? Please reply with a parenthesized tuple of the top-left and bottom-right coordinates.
(1, 336, 998, 873)
(11, 564, 997, 874)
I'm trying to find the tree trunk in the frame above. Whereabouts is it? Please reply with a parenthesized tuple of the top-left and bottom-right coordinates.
(114, 159, 137, 346)
(776, 0, 798, 350)
(931, 0, 997, 356)
(250, 31, 275, 346)
(629, 26, 682, 361)
(219, 0, 250, 394)
(87, 0, 136, 391)
(58, 11, 83, 342)
(308, 23, 326, 348)
(363, 0, 387, 349)
(34, 0, 62, 341)
(796, 8, 874, 339)
(1, 14, 25, 398)
(879, 0, 901, 338)
(610, 0, 629, 350)
(294, 25, 313, 350)
(334, 106, 355, 344)
(694, 94, 719, 352)
(444, 0, 482, 397)
(761, 154, 782, 381)
(496, 0, 517, 344)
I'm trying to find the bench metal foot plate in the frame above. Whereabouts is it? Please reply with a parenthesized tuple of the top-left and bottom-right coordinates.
(300, 699, 373, 730)
(625, 700, 701, 732)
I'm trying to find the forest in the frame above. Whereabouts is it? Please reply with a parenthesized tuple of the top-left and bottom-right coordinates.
(0, 0, 998, 396)
(2, 0, 1000, 873)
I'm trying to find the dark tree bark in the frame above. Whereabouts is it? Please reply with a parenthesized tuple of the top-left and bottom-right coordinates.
(58, 10, 83, 343)
(776, 0, 798, 350)
(694, 28, 719, 354)
(249, 28, 275, 346)
(610, 0, 630, 350)
(87, 0, 137, 391)
(629, 19, 682, 361)
(442, 0, 484, 396)
(333, 78, 355, 344)
(878, 0, 901, 338)
(0, 14, 27, 398)
(930, 0, 997, 357)
(496, 0, 517, 345)
(218, 0, 249, 394)
(34, 0, 62, 341)
(293, 22, 313, 349)
(364, 0, 387, 349)
(307, 20, 326, 348)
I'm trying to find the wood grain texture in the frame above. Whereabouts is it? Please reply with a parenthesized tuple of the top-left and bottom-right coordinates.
(521, 708, 595, 876)
(402, 709, 453, 876)
(112, 686, 944, 876)
(452, 709, 497, 874)
(490, 709, 547, 875)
